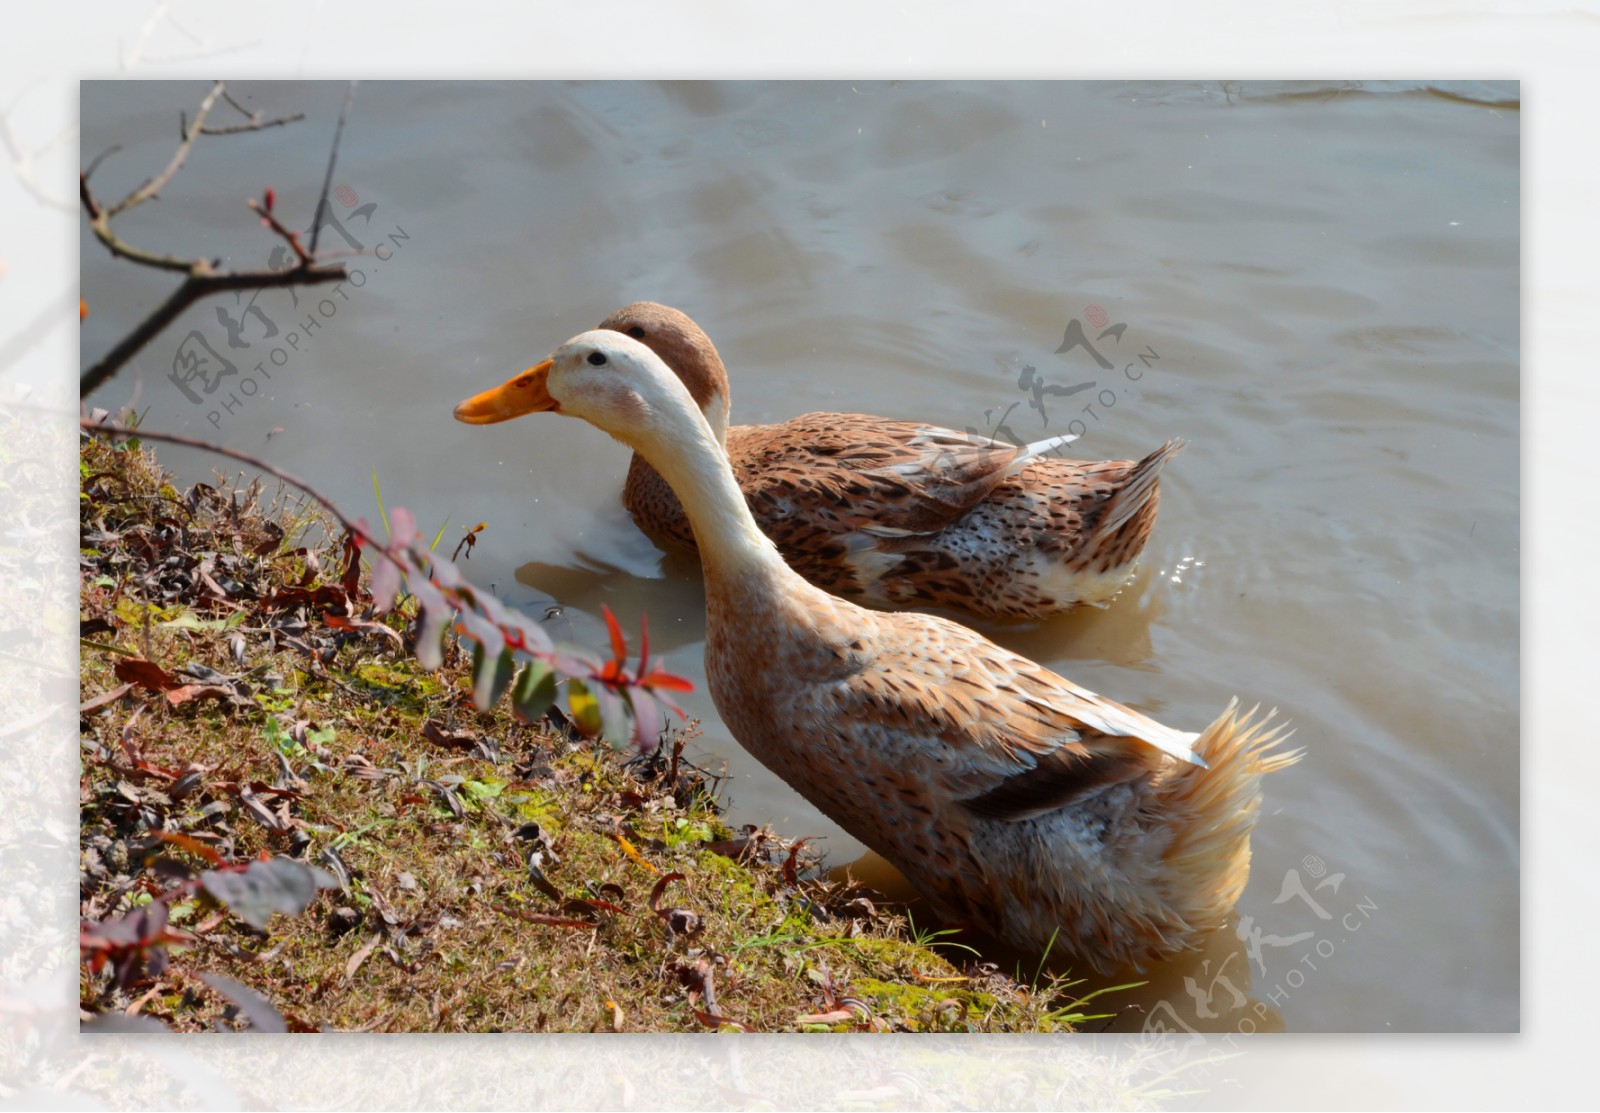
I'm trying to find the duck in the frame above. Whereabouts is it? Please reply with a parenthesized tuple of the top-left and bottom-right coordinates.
(592, 302, 1181, 621)
(454, 330, 1299, 973)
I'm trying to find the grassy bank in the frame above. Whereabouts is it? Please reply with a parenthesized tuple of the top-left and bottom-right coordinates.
(77, 430, 1096, 1034)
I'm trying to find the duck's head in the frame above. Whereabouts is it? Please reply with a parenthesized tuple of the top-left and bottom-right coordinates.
(453, 329, 712, 459)
(596, 302, 730, 445)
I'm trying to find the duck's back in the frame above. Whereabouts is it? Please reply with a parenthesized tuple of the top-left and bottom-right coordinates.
(696, 587, 1274, 971)
(623, 415, 1180, 618)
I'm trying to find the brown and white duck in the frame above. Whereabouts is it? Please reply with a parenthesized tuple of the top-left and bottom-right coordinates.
(454, 330, 1296, 973)
(591, 302, 1181, 620)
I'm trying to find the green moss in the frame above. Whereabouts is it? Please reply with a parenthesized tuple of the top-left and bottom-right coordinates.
(77, 433, 1078, 1034)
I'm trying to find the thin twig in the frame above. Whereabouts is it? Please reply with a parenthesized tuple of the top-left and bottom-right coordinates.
(206, 88, 305, 134)
(221, 87, 254, 119)
(109, 81, 225, 217)
(198, 113, 305, 136)
(80, 418, 361, 536)
(308, 82, 358, 258)
(247, 197, 311, 264)
(84, 143, 122, 182)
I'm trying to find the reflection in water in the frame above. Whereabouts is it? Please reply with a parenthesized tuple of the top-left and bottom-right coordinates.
(828, 846, 1290, 1036)
(81, 80, 1519, 1032)
(965, 562, 1169, 670)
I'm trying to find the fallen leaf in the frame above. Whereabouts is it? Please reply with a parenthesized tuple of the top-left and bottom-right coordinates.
(164, 683, 241, 707)
(610, 830, 658, 874)
(420, 719, 478, 752)
(199, 857, 337, 930)
(113, 658, 180, 693)
(345, 933, 381, 980)
(499, 907, 601, 930)
(648, 872, 687, 916)
(324, 611, 402, 650)
(80, 683, 135, 715)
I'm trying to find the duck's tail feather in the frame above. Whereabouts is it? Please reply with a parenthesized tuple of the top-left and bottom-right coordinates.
(1159, 699, 1302, 934)
(1091, 438, 1184, 545)
(1018, 430, 1080, 461)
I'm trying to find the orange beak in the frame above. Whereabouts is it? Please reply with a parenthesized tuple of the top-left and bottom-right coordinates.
(452, 359, 558, 424)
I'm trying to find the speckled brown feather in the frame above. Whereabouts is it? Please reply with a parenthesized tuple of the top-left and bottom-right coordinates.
(603, 303, 1181, 619)
(704, 562, 1298, 973)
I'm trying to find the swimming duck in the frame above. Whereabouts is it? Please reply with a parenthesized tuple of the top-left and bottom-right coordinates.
(594, 302, 1181, 621)
(454, 331, 1298, 973)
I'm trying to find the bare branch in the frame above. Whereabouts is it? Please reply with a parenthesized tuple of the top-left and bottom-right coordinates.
(79, 263, 344, 396)
(220, 87, 254, 119)
(208, 88, 306, 134)
(198, 113, 305, 136)
(247, 197, 312, 265)
(81, 171, 203, 273)
(109, 80, 226, 217)
(79, 81, 352, 395)
(308, 82, 359, 258)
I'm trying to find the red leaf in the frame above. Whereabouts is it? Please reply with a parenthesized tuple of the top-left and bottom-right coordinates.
(601, 605, 627, 665)
(154, 830, 226, 867)
(648, 872, 686, 917)
(782, 838, 817, 888)
(637, 613, 650, 679)
(340, 532, 364, 600)
(113, 659, 180, 693)
(637, 667, 694, 693)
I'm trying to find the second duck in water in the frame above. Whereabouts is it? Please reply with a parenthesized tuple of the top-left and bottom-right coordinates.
(596, 302, 1181, 621)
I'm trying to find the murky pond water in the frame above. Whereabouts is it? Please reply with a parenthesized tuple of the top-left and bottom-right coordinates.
(82, 79, 1519, 1033)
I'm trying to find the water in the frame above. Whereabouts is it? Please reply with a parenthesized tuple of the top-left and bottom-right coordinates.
(81, 79, 1519, 1032)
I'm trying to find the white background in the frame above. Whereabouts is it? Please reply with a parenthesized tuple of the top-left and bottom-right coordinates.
(2, 2, 1581, 1109)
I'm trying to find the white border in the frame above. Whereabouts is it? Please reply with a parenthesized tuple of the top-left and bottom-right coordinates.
(2, 2, 1580, 1108)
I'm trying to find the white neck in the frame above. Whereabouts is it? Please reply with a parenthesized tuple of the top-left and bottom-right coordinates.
(702, 391, 730, 449)
(633, 404, 786, 585)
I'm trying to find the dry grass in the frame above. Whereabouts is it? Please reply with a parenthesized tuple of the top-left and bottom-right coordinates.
(77, 431, 1095, 1035)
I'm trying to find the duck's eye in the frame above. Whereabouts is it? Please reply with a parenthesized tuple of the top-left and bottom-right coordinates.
(587, 351, 607, 366)
(627, 326, 645, 339)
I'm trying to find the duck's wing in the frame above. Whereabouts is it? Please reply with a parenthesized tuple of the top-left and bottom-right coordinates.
(732, 413, 1076, 538)
(813, 612, 1203, 823)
